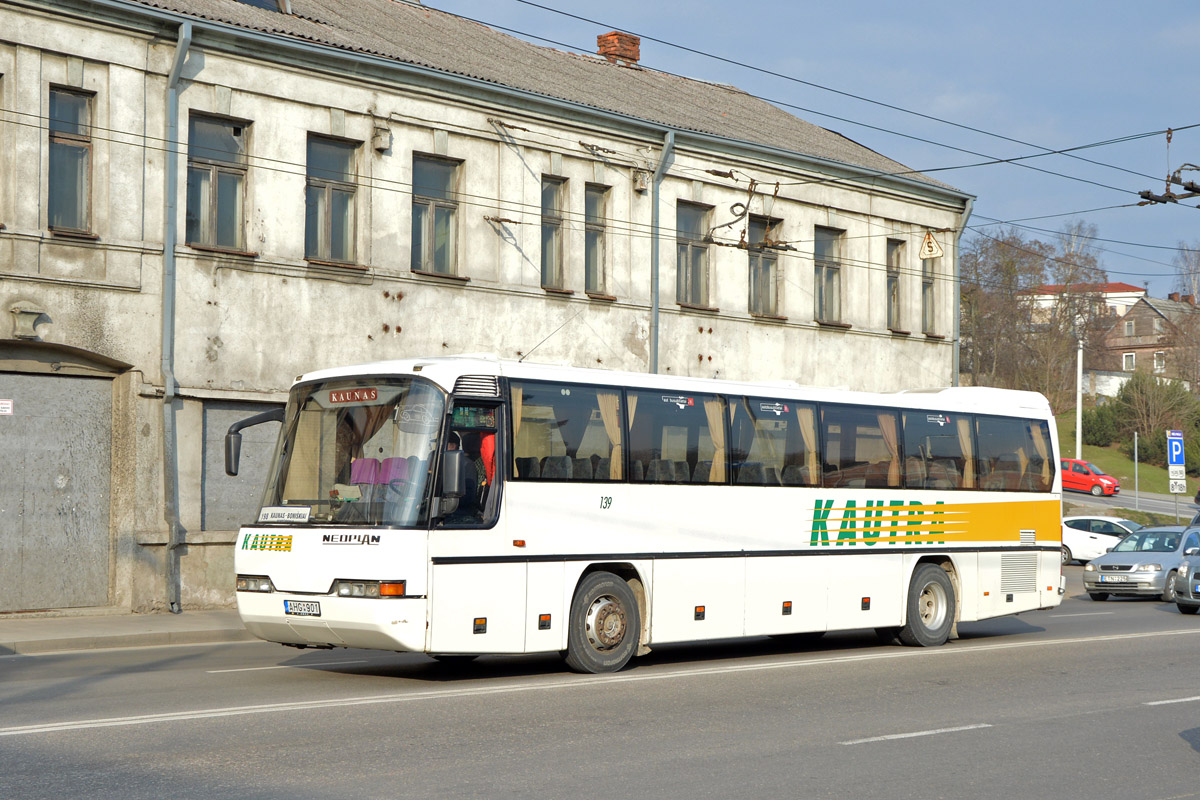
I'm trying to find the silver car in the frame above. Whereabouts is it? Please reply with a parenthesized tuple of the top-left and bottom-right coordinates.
(1173, 540, 1200, 614)
(1082, 525, 1198, 602)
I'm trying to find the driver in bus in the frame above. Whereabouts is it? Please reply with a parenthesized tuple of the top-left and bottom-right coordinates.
(445, 432, 480, 520)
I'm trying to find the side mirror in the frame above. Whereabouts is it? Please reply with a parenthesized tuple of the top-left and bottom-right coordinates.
(225, 431, 243, 476)
(1186, 547, 1200, 557)
(224, 407, 286, 477)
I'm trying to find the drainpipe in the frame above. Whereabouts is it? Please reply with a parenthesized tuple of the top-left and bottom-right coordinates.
(952, 196, 973, 387)
(162, 21, 192, 613)
(649, 130, 675, 374)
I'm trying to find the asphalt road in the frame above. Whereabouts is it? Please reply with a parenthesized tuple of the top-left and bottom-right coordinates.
(3, 568, 1200, 800)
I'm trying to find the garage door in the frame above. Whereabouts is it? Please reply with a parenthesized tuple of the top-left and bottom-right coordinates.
(0, 373, 111, 611)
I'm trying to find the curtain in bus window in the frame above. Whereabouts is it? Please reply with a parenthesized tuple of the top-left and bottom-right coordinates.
(510, 386, 523, 474)
(876, 411, 900, 487)
(703, 396, 726, 483)
(597, 391, 623, 479)
(798, 405, 819, 480)
(956, 417, 976, 488)
(1029, 420, 1051, 490)
(282, 408, 322, 505)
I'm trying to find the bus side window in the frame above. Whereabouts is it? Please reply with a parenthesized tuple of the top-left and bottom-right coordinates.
(510, 381, 624, 482)
(627, 390, 726, 484)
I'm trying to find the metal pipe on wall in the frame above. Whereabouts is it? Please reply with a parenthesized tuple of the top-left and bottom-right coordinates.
(649, 130, 674, 375)
(161, 20, 192, 614)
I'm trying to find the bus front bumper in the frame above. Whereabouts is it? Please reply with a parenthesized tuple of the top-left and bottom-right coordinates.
(237, 592, 428, 652)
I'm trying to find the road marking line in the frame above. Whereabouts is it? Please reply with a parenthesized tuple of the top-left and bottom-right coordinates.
(206, 659, 368, 674)
(1049, 612, 1114, 617)
(840, 723, 992, 745)
(5, 627, 1200, 737)
(1144, 696, 1200, 706)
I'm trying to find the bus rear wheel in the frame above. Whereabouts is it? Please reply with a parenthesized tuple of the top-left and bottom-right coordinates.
(564, 571, 640, 674)
(898, 564, 955, 647)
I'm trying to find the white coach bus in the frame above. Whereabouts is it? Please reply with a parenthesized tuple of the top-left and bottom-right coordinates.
(226, 355, 1064, 673)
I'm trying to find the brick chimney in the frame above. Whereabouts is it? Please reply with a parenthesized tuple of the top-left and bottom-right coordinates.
(1185, 295, 1196, 305)
(1169, 292, 1181, 301)
(598, 31, 640, 66)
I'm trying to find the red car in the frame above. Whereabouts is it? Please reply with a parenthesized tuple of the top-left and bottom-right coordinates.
(1060, 458, 1120, 496)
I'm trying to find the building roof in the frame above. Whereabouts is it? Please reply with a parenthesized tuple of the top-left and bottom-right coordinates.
(1026, 282, 1145, 296)
(1142, 295, 1200, 324)
(120, 0, 962, 195)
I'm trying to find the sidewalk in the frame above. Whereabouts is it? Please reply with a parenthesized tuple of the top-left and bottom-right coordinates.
(0, 608, 254, 656)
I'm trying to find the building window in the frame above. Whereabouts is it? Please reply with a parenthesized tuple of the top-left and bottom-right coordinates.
(585, 184, 608, 294)
(922, 257, 937, 333)
(1124, 319, 1135, 337)
(541, 176, 565, 289)
(186, 116, 247, 251)
(886, 239, 904, 329)
(1154, 351, 1166, 373)
(676, 202, 711, 307)
(1153, 318, 1164, 334)
(814, 226, 843, 323)
(1123, 352, 1135, 372)
(48, 88, 92, 233)
(304, 136, 357, 263)
(412, 155, 459, 275)
(748, 216, 781, 316)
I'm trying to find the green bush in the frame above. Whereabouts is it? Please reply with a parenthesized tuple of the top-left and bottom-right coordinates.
(1081, 405, 1118, 447)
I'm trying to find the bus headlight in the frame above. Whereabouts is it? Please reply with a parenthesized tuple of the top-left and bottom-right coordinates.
(332, 580, 406, 598)
(236, 575, 274, 593)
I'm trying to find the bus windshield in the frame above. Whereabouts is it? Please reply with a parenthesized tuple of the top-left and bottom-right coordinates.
(258, 376, 445, 527)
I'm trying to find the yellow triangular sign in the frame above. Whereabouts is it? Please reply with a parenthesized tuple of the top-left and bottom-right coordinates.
(919, 231, 944, 259)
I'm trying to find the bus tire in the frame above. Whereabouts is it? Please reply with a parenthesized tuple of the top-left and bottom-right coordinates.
(898, 564, 955, 647)
(564, 571, 640, 674)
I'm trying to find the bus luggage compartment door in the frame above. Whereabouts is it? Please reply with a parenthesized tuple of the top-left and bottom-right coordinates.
(429, 563, 527, 653)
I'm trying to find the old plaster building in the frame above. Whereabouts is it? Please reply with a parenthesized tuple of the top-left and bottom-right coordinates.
(1104, 293, 1200, 383)
(0, 0, 972, 613)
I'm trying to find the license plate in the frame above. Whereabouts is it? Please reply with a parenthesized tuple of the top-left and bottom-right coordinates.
(1194, 584, 1200, 594)
(1099, 575, 1128, 583)
(284, 600, 321, 617)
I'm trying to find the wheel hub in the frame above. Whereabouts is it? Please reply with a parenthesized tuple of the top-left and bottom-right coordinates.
(585, 595, 626, 650)
(918, 581, 947, 628)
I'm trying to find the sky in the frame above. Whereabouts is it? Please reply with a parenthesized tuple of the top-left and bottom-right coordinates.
(427, 0, 1200, 297)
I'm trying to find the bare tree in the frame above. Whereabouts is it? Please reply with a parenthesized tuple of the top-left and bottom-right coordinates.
(1174, 240, 1200, 299)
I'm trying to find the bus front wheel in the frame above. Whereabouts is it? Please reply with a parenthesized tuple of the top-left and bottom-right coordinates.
(564, 571, 640, 674)
(898, 564, 955, 647)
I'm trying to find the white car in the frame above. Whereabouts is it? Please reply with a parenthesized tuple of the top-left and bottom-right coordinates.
(1061, 516, 1142, 565)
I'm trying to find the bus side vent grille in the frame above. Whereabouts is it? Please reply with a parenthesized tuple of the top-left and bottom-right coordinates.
(454, 375, 500, 397)
(1019, 529, 1035, 546)
(1000, 552, 1038, 593)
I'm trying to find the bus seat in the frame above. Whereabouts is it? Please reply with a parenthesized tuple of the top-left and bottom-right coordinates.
(631, 460, 644, 482)
(737, 462, 764, 485)
(647, 459, 675, 482)
(572, 458, 594, 481)
(379, 457, 408, 484)
(515, 457, 541, 479)
(350, 457, 381, 485)
(691, 460, 712, 483)
(763, 466, 781, 486)
(673, 461, 691, 482)
(781, 464, 805, 486)
(541, 456, 572, 480)
(595, 458, 611, 480)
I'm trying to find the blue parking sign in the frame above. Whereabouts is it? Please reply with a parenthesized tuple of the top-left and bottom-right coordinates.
(1168, 430, 1185, 466)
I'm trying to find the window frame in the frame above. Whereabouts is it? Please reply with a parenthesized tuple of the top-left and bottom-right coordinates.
(411, 153, 461, 276)
(1154, 350, 1166, 373)
(814, 226, 843, 323)
(1123, 352, 1136, 371)
(676, 201, 712, 308)
(186, 114, 249, 252)
(540, 175, 566, 290)
(921, 257, 937, 334)
(304, 134, 358, 265)
(748, 215, 782, 317)
(1124, 319, 1135, 337)
(886, 239, 904, 330)
(47, 86, 93, 234)
(584, 183, 609, 296)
